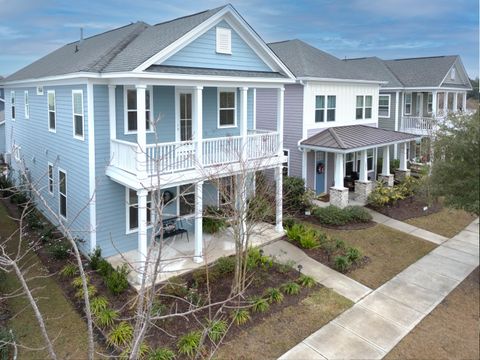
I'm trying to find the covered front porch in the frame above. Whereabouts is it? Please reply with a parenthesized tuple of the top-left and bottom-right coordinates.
(300, 125, 420, 208)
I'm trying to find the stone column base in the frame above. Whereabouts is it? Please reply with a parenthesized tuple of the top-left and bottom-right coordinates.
(329, 187, 349, 208)
(395, 169, 411, 182)
(378, 174, 394, 187)
(354, 180, 373, 204)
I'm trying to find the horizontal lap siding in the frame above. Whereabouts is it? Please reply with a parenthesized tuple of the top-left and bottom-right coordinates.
(378, 91, 396, 131)
(5, 85, 91, 253)
(0, 123, 4, 153)
(162, 20, 271, 72)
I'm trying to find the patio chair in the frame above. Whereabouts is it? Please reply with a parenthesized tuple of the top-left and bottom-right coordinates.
(157, 217, 190, 243)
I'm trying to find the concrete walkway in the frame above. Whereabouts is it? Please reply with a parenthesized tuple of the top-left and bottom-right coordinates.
(366, 208, 449, 244)
(280, 218, 479, 359)
(263, 240, 372, 303)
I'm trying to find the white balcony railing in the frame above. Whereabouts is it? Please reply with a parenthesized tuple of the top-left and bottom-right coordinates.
(110, 131, 280, 176)
(400, 116, 444, 136)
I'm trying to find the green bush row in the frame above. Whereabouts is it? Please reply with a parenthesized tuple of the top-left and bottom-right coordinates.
(368, 176, 419, 207)
(311, 205, 372, 226)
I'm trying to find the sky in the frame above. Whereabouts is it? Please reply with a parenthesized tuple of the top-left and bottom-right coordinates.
(0, 0, 478, 78)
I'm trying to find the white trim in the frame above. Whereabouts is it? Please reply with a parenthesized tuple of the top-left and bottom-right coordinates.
(252, 88, 256, 130)
(58, 168, 67, 220)
(394, 92, 400, 131)
(404, 92, 412, 116)
(123, 85, 154, 135)
(10, 91, 15, 121)
(86, 81, 97, 251)
(24, 90, 29, 119)
(299, 77, 386, 85)
(415, 92, 423, 117)
(0, 121, 5, 126)
(314, 95, 336, 123)
(47, 162, 54, 195)
(356, 95, 373, 120)
(175, 87, 194, 142)
(125, 187, 154, 234)
(36, 86, 44, 96)
(217, 87, 237, 128)
(72, 89, 85, 140)
(47, 90, 56, 133)
(378, 94, 391, 118)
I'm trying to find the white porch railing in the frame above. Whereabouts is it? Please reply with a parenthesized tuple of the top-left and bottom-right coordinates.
(110, 131, 280, 175)
(400, 116, 443, 136)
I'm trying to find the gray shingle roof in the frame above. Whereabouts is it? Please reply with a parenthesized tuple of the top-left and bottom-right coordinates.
(268, 40, 383, 82)
(343, 57, 403, 88)
(146, 65, 285, 78)
(4, 6, 226, 82)
(300, 125, 418, 151)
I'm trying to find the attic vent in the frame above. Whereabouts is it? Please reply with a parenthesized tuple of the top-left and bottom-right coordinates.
(450, 68, 456, 80)
(36, 86, 44, 96)
(216, 27, 232, 54)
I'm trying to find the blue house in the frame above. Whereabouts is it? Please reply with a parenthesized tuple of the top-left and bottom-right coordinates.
(0, 5, 293, 272)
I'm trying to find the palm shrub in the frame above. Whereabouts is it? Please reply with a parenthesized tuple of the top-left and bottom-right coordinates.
(107, 321, 133, 347)
(334, 256, 351, 273)
(75, 284, 97, 299)
(265, 287, 284, 304)
(60, 263, 78, 277)
(297, 274, 316, 288)
(281, 281, 301, 295)
(71, 275, 90, 289)
(299, 228, 320, 249)
(208, 319, 228, 343)
(231, 309, 250, 325)
(148, 348, 176, 360)
(285, 223, 306, 243)
(120, 343, 150, 360)
(96, 308, 119, 328)
(346, 247, 362, 263)
(90, 296, 109, 316)
(250, 296, 270, 313)
(177, 330, 202, 358)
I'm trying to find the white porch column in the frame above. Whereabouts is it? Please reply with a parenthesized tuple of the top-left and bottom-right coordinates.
(194, 181, 204, 263)
(453, 92, 458, 112)
(359, 150, 368, 182)
(394, 91, 400, 158)
(108, 85, 116, 141)
(432, 91, 437, 116)
(302, 150, 308, 184)
(277, 87, 285, 156)
(334, 153, 344, 188)
(275, 166, 283, 232)
(354, 149, 373, 204)
(379, 145, 394, 186)
(330, 153, 349, 208)
(193, 86, 203, 167)
(443, 92, 448, 113)
(136, 84, 147, 179)
(462, 92, 467, 112)
(240, 87, 248, 160)
(137, 188, 148, 267)
(395, 142, 411, 181)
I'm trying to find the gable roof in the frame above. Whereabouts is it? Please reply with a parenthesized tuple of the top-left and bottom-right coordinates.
(346, 55, 471, 89)
(300, 125, 419, 152)
(268, 39, 383, 83)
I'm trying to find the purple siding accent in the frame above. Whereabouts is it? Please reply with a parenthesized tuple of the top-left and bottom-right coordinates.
(256, 88, 277, 131)
(306, 151, 315, 189)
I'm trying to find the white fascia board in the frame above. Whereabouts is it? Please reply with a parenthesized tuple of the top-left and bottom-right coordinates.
(0, 121, 5, 125)
(0, 73, 99, 87)
(298, 77, 387, 85)
(299, 137, 422, 154)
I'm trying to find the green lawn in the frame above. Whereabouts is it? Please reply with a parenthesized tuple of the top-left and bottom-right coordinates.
(216, 287, 352, 359)
(0, 202, 103, 359)
(405, 207, 477, 238)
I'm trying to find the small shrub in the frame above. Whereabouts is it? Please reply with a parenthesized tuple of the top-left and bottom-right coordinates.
(120, 343, 150, 360)
(89, 247, 102, 270)
(283, 217, 297, 229)
(283, 176, 307, 214)
(345, 206, 372, 223)
(247, 194, 274, 221)
(334, 256, 351, 273)
(346, 247, 362, 263)
(39, 226, 55, 244)
(177, 330, 201, 358)
(208, 319, 228, 343)
(26, 209, 44, 230)
(276, 260, 296, 274)
(48, 242, 70, 260)
(281, 282, 301, 295)
(215, 256, 235, 275)
(107, 321, 133, 347)
(231, 309, 250, 325)
(312, 205, 371, 225)
(368, 181, 405, 207)
(151, 301, 168, 317)
(96, 307, 119, 328)
(265, 287, 284, 304)
(285, 223, 305, 243)
(97, 258, 114, 277)
(163, 279, 188, 298)
(60, 263, 78, 278)
(71, 275, 89, 289)
(105, 264, 130, 295)
(90, 296, 109, 316)
(299, 228, 320, 249)
(75, 284, 97, 299)
(250, 296, 270, 313)
(335, 238, 346, 250)
(148, 348, 176, 360)
(297, 274, 316, 288)
(246, 247, 272, 270)
(202, 216, 226, 234)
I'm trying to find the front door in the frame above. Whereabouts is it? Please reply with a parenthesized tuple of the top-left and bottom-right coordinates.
(315, 152, 326, 194)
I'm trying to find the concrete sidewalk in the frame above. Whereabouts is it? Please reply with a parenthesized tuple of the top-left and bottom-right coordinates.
(280, 218, 479, 360)
(263, 240, 372, 303)
(366, 208, 449, 244)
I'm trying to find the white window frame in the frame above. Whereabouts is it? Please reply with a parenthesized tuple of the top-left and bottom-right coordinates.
(48, 90, 56, 132)
(217, 88, 237, 128)
(404, 92, 412, 115)
(125, 188, 153, 234)
(326, 95, 336, 122)
(48, 162, 54, 195)
(367, 149, 374, 172)
(283, 149, 290, 176)
(378, 94, 391, 118)
(314, 95, 325, 123)
(24, 90, 29, 119)
(36, 86, 44, 96)
(58, 168, 67, 220)
(123, 86, 153, 135)
(356, 95, 373, 120)
(72, 90, 85, 140)
(13, 144, 21, 162)
(178, 184, 195, 218)
(427, 93, 433, 114)
(10, 91, 15, 121)
(216, 27, 232, 55)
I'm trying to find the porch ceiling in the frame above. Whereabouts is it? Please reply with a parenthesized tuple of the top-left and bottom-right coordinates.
(299, 125, 420, 154)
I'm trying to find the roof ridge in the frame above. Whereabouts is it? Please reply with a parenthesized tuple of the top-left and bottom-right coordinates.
(386, 55, 458, 61)
(152, 4, 227, 27)
(329, 127, 346, 149)
(377, 58, 404, 87)
(65, 21, 147, 45)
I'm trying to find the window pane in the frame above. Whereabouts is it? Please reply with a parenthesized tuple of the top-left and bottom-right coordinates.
(145, 90, 150, 110)
(49, 112, 56, 129)
(73, 93, 82, 114)
(48, 93, 55, 111)
(365, 108, 372, 119)
(365, 96, 372, 106)
(129, 189, 137, 205)
(346, 153, 354, 161)
(74, 115, 83, 136)
(327, 109, 335, 121)
(186, 93, 192, 119)
(346, 161, 353, 176)
(356, 108, 363, 119)
(220, 109, 234, 126)
(180, 193, 195, 216)
(129, 206, 138, 229)
(12, 107, 15, 119)
(327, 96, 336, 108)
(315, 109, 324, 122)
(127, 90, 136, 110)
(59, 172, 66, 194)
(315, 95, 324, 108)
(60, 195, 67, 217)
(379, 96, 389, 106)
(356, 96, 363, 107)
(367, 157, 373, 171)
(128, 112, 137, 131)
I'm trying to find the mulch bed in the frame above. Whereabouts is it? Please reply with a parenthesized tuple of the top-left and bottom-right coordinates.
(298, 214, 376, 230)
(367, 195, 443, 221)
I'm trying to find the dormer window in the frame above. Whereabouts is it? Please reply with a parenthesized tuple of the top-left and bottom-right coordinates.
(216, 27, 232, 54)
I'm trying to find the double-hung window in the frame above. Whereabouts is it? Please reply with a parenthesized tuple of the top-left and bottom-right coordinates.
(355, 149, 374, 173)
(127, 189, 152, 231)
(345, 153, 354, 176)
(404, 93, 412, 115)
(179, 184, 195, 216)
(24, 91, 29, 119)
(378, 95, 390, 118)
(315, 95, 336, 122)
(10, 91, 15, 121)
(356, 95, 372, 120)
(48, 163, 54, 194)
(59, 169, 67, 218)
(48, 91, 56, 131)
(427, 93, 433, 113)
(218, 90, 236, 127)
(126, 88, 151, 133)
(72, 90, 84, 139)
